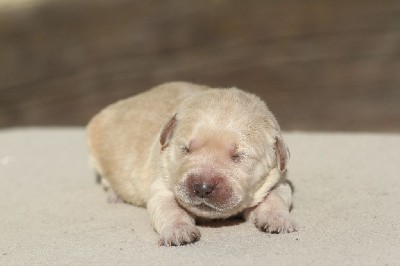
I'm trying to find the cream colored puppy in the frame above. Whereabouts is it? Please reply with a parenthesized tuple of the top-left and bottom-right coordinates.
(87, 82, 297, 246)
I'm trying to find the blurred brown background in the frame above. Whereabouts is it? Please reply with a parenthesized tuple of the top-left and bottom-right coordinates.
(1, 0, 399, 131)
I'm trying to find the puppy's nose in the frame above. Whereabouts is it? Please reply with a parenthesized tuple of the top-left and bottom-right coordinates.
(193, 183, 214, 198)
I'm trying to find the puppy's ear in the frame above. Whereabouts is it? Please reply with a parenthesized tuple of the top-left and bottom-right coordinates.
(160, 114, 177, 150)
(275, 136, 290, 173)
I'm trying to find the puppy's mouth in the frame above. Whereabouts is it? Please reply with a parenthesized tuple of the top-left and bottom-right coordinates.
(194, 202, 218, 212)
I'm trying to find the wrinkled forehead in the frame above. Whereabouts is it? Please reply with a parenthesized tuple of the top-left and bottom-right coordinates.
(176, 117, 270, 154)
(189, 126, 238, 151)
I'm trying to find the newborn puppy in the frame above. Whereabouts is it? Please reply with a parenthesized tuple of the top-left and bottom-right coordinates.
(87, 82, 297, 246)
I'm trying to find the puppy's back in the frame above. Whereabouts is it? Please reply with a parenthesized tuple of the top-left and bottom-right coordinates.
(87, 82, 207, 205)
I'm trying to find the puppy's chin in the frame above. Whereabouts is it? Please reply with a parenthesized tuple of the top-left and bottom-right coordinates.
(175, 195, 245, 219)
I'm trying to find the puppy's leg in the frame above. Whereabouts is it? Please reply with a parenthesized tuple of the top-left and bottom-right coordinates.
(245, 181, 298, 233)
(147, 178, 200, 246)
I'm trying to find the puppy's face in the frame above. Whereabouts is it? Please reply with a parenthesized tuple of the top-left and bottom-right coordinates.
(160, 89, 287, 219)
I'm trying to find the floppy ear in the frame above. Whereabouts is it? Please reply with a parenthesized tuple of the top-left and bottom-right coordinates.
(275, 136, 290, 172)
(160, 114, 177, 150)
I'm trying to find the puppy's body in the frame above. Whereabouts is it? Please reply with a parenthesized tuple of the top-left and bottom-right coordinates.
(87, 82, 297, 246)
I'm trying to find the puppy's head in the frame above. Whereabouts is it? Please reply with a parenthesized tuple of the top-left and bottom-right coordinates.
(159, 88, 289, 219)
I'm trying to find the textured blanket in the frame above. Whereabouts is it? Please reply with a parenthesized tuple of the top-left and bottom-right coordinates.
(1, 128, 399, 265)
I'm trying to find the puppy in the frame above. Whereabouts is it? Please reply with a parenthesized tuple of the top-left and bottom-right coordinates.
(87, 82, 297, 246)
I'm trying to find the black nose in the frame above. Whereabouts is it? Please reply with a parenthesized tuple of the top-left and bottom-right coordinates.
(193, 183, 214, 198)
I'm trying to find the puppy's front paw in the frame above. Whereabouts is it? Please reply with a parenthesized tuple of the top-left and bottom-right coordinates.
(254, 210, 298, 234)
(158, 222, 201, 246)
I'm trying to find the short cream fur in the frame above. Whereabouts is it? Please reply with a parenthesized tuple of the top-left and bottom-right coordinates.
(87, 82, 297, 246)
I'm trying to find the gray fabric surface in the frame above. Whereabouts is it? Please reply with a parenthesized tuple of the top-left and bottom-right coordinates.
(1, 128, 399, 265)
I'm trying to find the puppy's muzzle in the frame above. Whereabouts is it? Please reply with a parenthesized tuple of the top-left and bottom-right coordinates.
(175, 171, 244, 218)
(186, 173, 234, 207)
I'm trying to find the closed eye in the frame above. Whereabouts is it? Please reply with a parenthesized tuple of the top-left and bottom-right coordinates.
(231, 153, 242, 163)
(181, 144, 190, 155)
